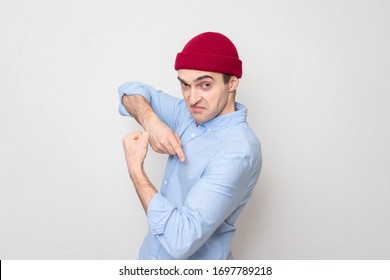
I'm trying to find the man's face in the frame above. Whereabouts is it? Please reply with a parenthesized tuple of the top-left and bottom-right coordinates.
(178, 69, 237, 125)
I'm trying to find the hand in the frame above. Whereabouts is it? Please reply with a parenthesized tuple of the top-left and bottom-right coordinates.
(122, 94, 185, 162)
(146, 120, 185, 162)
(123, 131, 149, 170)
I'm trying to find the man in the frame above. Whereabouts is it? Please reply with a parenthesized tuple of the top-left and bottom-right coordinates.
(119, 32, 262, 259)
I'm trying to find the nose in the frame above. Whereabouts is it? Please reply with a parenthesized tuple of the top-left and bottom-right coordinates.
(189, 89, 201, 105)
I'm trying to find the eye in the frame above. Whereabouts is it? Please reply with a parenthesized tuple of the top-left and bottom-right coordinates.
(200, 82, 211, 89)
(180, 82, 190, 90)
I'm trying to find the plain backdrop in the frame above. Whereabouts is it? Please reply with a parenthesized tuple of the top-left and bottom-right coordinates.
(1, 0, 389, 259)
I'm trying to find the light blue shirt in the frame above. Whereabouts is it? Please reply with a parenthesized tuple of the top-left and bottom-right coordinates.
(118, 81, 262, 259)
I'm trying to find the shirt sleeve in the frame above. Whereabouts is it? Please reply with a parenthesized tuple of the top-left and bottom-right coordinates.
(117, 81, 185, 130)
(147, 152, 253, 259)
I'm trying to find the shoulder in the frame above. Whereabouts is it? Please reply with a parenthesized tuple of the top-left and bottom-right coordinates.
(206, 123, 261, 172)
(219, 122, 260, 155)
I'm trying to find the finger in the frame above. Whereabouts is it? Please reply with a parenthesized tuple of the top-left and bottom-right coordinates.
(174, 132, 182, 146)
(173, 145, 185, 162)
(164, 144, 176, 155)
(172, 133, 185, 162)
(123, 131, 142, 144)
(158, 134, 179, 155)
(140, 131, 149, 144)
(134, 131, 143, 140)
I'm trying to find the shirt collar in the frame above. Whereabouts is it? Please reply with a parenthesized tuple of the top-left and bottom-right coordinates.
(199, 102, 247, 130)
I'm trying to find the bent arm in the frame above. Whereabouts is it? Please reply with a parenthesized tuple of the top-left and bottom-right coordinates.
(147, 153, 254, 259)
(123, 131, 157, 213)
(122, 94, 162, 133)
(118, 82, 185, 161)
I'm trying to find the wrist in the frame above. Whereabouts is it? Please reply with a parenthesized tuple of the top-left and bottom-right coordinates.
(128, 163, 144, 177)
(143, 112, 160, 132)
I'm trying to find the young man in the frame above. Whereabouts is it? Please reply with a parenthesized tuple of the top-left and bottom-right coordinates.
(119, 32, 262, 259)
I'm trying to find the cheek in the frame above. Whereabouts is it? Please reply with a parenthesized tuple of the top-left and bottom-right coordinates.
(215, 89, 228, 105)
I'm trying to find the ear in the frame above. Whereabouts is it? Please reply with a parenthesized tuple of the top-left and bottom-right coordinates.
(228, 76, 239, 93)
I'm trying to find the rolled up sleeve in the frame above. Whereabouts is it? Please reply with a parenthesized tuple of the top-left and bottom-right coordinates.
(117, 81, 153, 116)
(117, 81, 185, 129)
(147, 193, 176, 235)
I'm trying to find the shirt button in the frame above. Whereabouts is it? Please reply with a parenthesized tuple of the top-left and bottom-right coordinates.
(190, 133, 196, 138)
(207, 128, 212, 132)
(164, 180, 168, 185)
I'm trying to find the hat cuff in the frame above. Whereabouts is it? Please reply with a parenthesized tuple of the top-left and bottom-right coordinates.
(175, 52, 242, 78)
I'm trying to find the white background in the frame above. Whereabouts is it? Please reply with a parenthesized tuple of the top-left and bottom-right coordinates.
(1, 0, 389, 259)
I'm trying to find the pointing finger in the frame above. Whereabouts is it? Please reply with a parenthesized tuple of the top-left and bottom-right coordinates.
(173, 132, 185, 162)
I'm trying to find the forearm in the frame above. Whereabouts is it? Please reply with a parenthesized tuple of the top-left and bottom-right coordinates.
(128, 165, 158, 214)
(122, 95, 160, 131)
(122, 95, 186, 160)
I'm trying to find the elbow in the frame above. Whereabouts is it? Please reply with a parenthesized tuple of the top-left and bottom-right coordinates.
(151, 207, 209, 259)
(168, 250, 190, 260)
(158, 223, 205, 259)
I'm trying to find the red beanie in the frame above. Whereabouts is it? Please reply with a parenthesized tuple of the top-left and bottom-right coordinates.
(174, 32, 242, 78)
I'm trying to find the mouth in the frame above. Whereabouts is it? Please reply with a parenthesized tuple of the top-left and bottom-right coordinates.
(190, 105, 206, 113)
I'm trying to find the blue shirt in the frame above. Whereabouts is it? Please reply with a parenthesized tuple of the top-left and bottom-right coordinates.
(118, 81, 262, 259)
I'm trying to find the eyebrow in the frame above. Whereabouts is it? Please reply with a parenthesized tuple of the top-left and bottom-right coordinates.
(177, 75, 215, 85)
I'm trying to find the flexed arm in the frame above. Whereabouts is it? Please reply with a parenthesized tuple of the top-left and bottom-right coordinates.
(122, 131, 157, 213)
(122, 94, 185, 162)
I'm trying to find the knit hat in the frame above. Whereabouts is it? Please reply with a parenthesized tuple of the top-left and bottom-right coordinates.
(174, 32, 242, 78)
